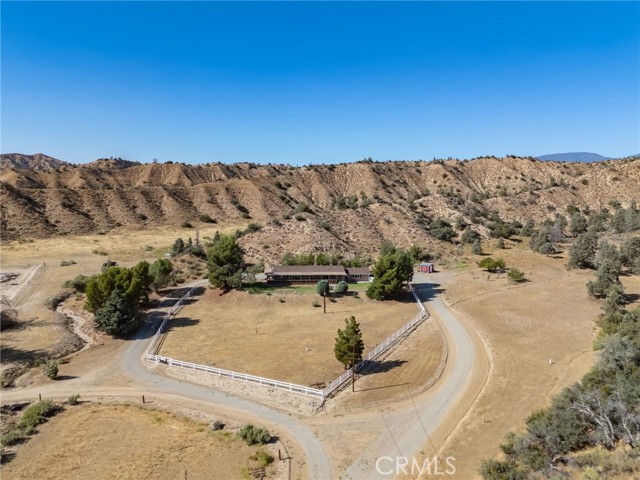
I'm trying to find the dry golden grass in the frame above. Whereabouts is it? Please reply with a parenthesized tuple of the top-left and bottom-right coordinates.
(0, 403, 268, 480)
(430, 241, 627, 479)
(159, 288, 421, 387)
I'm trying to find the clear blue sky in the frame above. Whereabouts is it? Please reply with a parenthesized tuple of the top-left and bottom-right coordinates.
(2, 1, 639, 164)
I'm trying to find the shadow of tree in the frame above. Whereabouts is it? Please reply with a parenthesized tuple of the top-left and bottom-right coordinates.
(359, 359, 407, 375)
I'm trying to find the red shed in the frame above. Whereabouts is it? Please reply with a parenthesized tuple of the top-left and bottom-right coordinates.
(419, 262, 434, 273)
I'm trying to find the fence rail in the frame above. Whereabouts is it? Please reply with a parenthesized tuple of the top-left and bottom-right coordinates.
(321, 285, 428, 398)
(145, 283, 429, 400)
(145, 353, 324, 398)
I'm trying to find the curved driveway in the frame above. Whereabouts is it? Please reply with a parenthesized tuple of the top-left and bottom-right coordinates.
(344, 273, 488, 479)
(1, 273, 488, 480)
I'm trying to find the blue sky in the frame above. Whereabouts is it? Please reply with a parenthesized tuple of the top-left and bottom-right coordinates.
(2, 1, 639, 165)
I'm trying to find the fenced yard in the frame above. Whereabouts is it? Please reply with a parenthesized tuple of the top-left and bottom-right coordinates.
(156, 287, 420, 388)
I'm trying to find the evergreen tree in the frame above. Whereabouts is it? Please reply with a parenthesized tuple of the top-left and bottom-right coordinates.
(94, 287, 141, 337)
(335, 280, 349, 294)
(149, 258, 173, 292)
(46, 361, 59, 380)
(471, 239, 483, 255)
(334, 316, 365, 369)
(85, 265, 146, 313)
(568, 230, 599, 269)
(569, 212, 588, 236)
(172, 237, 185, 256)
(206, 234, 244, 289)
(587, 258, 622, 298)
(316, 280, 330, 313)
(366, 245, 413, 300)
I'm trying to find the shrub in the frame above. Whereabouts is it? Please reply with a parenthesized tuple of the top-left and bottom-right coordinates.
(181, 221, 193, 228)
(1, 429, 26, 447)
(335, 280, 349, 294)
(45, 290, 73, 310)
(496, 238, 505, 249)
(63, 274, 90, 293)
(238, 424, 271, 445)
(19, 400, 61, 430)
(198, 214, 216, 223)
(312, 300, 321, 308)
(507, 268, 526, 284)
(46, 361, 59, 380)
(478, 257, 506, 273)
(67, 394, 80, 405)
(251, 449, 274, 467)
(60, 260, 77, 267)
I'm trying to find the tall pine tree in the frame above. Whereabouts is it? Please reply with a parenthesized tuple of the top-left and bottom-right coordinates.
(334, 316, 365, 369)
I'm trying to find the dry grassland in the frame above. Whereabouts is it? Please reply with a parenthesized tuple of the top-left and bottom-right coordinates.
(159, 287, 422, 387)
(429, 241, 628, 479)
(1, 403, 275, 480)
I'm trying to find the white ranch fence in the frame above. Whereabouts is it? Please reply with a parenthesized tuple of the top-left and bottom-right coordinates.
(322, 285, 428, 398)
(145, 283, 429, 400)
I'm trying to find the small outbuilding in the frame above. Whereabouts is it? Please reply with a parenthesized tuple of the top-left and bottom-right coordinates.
(419, 262, 434, 273)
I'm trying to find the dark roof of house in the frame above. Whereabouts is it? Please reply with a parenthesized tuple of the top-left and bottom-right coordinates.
(346, 267, 371, 276)
(267, 265, 347, 276)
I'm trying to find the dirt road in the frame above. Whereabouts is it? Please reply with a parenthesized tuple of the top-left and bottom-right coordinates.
(342, 273, 490, 479)
(1, 274, 487, 480)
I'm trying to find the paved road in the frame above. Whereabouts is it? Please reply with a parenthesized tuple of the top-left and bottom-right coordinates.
(343, 273, 486, 479)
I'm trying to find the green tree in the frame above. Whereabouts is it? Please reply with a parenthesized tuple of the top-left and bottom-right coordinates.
(366, 246, 413, 300)
(94, 287, 141, 337)
(316, 280, 330, 313)
(334, 316, 365, 369)
(335, 280, 349, 295)
(85, 266, 146, 313)
(507, 268, 526, 284)
(206, 234, 244, 289)
(569, 212, 588, 236)
(587, 258, 622, 298)
(471, 239, 483, 255)
(568, 230, 599, 269)
(461, 226, 480, 244)
(172, 237, 185, 256)
(46, 361, 58, 380)
(429, 218, 456, 241)
(621, 237, 640, 272)
(478, 257, 506, 273)
(149, 258, 173, 292)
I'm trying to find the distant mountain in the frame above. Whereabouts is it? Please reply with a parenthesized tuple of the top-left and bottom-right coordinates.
(537, 152, 611, 163)
(0, 153, 70, 172)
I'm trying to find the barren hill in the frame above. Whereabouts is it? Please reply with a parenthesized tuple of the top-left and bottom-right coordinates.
(1, 154, 639, 261)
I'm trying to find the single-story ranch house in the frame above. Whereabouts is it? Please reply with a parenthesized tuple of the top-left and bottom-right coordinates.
(265, 265, 372, 284)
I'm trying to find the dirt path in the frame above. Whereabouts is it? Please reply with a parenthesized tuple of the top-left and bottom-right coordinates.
(0, 275, 488, 480)
(341, 273, 490, 479)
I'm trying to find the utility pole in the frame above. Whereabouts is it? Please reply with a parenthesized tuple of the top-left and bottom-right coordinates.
(323, 292, 326, 314)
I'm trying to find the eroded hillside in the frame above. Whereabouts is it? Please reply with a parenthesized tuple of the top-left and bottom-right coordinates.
(1, 154, 639, 261)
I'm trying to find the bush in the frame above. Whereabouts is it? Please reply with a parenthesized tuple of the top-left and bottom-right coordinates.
(507, 268, 526, 284)
(45, 290, 73, 310)
(63, 274, 90, 293)
(181, 221, 193, 228)
(46, 361, 59, 380)
(312, 300, 321, 308)
(198, 214, 216, 223)
(1, 429, 26, 447)
(60, 260, 77, 266)
(238, 424, 271, 445)
(251, 449, 274, 467)
(478, 257, 506, 273)
(335, 281, 349, 294)
(67, 394, 80, 405)
(19, 400, 61, 430)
